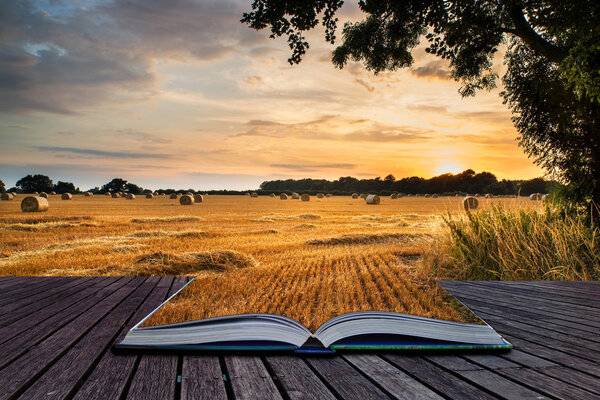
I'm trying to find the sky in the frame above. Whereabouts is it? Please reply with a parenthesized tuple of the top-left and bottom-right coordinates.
(0, 0, 544, 190)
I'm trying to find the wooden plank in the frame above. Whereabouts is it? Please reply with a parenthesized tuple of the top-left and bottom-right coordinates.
(539, 366, 600, 395)
(0, 277, 127, 369)
(0, 277, 72, 306)
(0, 277, 142, 400)
(19, 277, 159, 400)
(72, 277, 174, 400)
(125, 277, 181, 400)
(461, 354, 521, 370)
(0, 277, 53, 297)
(126, 355, 178, 400)
(0, 277, 112, 344)
(265, 355, 336, 400)
(0, 277, 97, 327)
(305, 356, 391, 400)
(180, 356, 227, 400)
(498, 367, 600, 399)
(477, 281, 600, 304)
(498, 350, 557, 368)
(225, 356, 283, 400)
(456, 370, 548, 400)
(343, 354, 444, 400)
(383, 354, 499, 400)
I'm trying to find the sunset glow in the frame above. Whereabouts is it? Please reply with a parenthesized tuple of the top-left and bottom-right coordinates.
(0, 0, 544, 190)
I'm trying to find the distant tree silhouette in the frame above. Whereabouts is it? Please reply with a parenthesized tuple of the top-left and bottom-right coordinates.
(0, 179, 5, 193)
(100, 178, 128, 194)
(53, 181, 77, 194)
(15, 174, 54, 193)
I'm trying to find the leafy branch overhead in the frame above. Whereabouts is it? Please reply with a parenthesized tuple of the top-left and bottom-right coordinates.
(242, 0, 600, 218)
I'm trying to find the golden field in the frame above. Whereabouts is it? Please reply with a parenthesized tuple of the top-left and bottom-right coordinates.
(0, 194, 542, 330)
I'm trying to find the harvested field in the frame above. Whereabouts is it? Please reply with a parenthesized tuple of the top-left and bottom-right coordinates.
(0, 194, 542, 324)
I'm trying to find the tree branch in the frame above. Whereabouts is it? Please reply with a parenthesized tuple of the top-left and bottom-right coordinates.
(503, 0, 567, 63)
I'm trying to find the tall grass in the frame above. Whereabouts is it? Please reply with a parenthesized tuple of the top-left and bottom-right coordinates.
(422, 204, 599, 280)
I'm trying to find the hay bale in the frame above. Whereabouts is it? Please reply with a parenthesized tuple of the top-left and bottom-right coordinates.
(474, 193, 481, 197)
(1, 193, 15, 201)
(250, 192, 258, 198)
(365, 194, 380, 205)
(61, 193, 72, 200)
(270, 193, 276, 197)
(280, 193, 288, 200)
(39, 192, 48, 198)
(291, 192, 300, 199)
(146, 193, 154, 199)
(105, 192, 111, 196)
(390, 193, 398, 199)
(360, 193, 368, 199)
(49, 191, 56, 195)
(111, 193, 120, 198)
(169, 193, 178, 199)
(316, 193, 324, 199)
(424, 194, 431, 198)
(33, 191, 38, 195)
(180, 194, 194, 205)
(485, 193, 493, 199)
(432, 194, 439, 198)
(300, 194, 310, 202)
(326, 193, 333, 197)
(194, 194, 203, 203)
(351, 193, 359, 199)
(463, 196, 479, 211)
(126, 194, 136, 200)
(529, 193, 542, 200)
(21, 196, 49, 212)
(84, 192, 93, 197)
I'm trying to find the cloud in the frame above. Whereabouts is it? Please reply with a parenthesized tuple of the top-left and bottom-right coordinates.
(341, 127, 431, 142)
(354, 78, 375, 92)
(34, 146, 170, 159)
(271, 163, 357, 171)
(0, 0, 268, 114)
(109, 129, 171, 144)
(411, 61, 451, 79)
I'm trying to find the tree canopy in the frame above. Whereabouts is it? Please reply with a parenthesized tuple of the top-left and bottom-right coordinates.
(242, 0, 600, 211)
(0, 179, 5, 193)
(15, 174, 54, 193)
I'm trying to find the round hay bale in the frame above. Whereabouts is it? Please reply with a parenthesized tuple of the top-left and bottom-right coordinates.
(111, 193, 120, 198)
(194, 194, 203, 203)
(485, 193, 493, 199)
(529, 193, 542, 200)
(390, 193, 398, 199)
(84, 192, 93, 197)
(1, 193, 15, 201)
(49, 191, 56, 195)
(326, 193, 332, 197)
(61, 193, 72, 200)
(280, 193, 288, 200)
(300, 194, 310, 202)
(180, 194, 194, 205)
(365, 194, 380, 205)
(270, 193, 276, 197)
(250, 192, 258, 198)
(32, 192, 38, 195)
(126, 194, 136, 200)
(146, 193, 154, 199)
(105, 192, 111, 196)
(474, 193, 481, 197)
(291, 193, 300, 200)
(351, 193, 359, 199)
(463, 196, 479, 211)
(360, 193, 368, 199)
(316, 193, 324, 199)
(432, 194, 439, 198)
(21, 196, 49, 212)
(39, 192, 48, 198)
(169, 193, 178, 200)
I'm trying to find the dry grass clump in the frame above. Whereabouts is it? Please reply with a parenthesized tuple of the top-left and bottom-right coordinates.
(306, 233, 429, 246)
(2, 221, 98, 232)
(294, 224, 316, 230)
(297, 213, 321, 220)
(0, 216, 92, 224)
(130, 216, 202, 223)
(422, 204, 600, 280)
(132, 250, 258, 275)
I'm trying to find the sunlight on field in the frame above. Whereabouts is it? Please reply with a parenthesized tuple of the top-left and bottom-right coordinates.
(0, 194, 542, 328)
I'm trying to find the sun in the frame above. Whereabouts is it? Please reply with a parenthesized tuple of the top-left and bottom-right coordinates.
(436, 161, 463, 175)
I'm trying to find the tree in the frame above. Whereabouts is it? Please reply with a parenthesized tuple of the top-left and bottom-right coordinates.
(101, 178, 128, 194)
(242, 0, 600, 214)
(53, 181, 77, 194)
(124, 182, 144, 194)
(0, 179, 5, 193)
(15, 174, 54, 193)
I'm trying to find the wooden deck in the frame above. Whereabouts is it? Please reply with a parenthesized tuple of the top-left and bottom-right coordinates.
(0, 278, 598, 400)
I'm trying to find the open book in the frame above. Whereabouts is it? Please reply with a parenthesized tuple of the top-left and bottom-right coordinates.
(116, 279, 512, 353)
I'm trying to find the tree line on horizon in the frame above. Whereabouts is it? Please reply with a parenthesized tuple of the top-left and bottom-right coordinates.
(0, 170, 555, 197)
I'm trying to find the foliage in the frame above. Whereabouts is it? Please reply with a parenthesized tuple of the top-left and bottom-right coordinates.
(422, 204, 600, 280)
(15, 174, 54, 193)
(242, 0, 600, 211)
(99, 178, 145, 194)
(53, 181, 77, 194)
(0, 179, 5, 193)
(260, 170, 553, 195)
